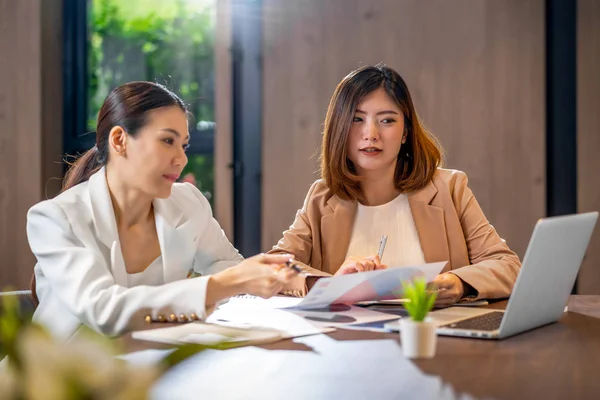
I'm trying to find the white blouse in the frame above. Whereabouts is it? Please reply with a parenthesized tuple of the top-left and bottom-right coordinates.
(346, 194, 425, 267)
(126, 256, 164, 288)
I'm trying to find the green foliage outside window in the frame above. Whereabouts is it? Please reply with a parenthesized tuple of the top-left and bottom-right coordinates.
(88, 0, 216, 202)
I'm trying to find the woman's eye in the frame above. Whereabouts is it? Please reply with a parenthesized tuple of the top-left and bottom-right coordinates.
(353, 117, 363, 122)
(381, 119, 396, 124)
(163, 138, 174, 145)
(183, 143, 190, 151)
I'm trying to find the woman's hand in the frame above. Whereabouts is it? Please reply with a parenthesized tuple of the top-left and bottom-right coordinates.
(208, 254, 298, 302)
(334, 255, 388, 276)
(432, 273, 465, 308)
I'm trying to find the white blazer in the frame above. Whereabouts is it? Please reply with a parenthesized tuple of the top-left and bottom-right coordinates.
(28, 167, 243, 341)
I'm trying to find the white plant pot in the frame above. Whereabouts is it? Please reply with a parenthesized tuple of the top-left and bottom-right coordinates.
(400, 317, 437, 359)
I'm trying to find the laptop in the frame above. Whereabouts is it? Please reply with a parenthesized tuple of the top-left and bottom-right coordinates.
(385, 212, 598, 339)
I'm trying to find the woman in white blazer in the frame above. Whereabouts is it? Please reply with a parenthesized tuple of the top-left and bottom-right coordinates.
(28, 81, 297, 341)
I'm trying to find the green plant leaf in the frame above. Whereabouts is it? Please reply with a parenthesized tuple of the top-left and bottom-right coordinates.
(402, 277, 437, 322)
(0, 293, 23, 368)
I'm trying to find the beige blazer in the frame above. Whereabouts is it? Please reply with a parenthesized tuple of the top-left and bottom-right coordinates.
(269, 169, 521, 300)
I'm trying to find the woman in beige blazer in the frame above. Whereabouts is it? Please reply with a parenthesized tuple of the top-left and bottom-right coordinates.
(270, 64, 521, 307)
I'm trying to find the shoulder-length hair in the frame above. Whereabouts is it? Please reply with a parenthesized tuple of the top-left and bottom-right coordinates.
(320, 63, 443, 201)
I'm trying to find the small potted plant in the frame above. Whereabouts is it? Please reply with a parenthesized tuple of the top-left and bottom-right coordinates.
(400, 278, 438, 359)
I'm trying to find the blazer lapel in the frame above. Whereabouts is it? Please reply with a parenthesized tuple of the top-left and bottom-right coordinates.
(153, 197, 195, 284)
(88, 168, 195, 285)
(320, 196, 357, 273)
(88, 167, 128, 286)
(408, 181, 451, 268)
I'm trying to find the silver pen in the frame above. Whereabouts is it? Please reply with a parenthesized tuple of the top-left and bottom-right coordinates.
(377, 234, 388, 261)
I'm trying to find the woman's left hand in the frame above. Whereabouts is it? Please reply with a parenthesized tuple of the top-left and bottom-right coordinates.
(432, 273, 465, 308)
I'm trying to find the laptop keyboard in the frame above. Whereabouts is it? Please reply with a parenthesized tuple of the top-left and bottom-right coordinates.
(441, 311, 504, 331)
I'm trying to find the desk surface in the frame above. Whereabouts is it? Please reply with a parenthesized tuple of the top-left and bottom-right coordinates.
(121, 295, 600, 400)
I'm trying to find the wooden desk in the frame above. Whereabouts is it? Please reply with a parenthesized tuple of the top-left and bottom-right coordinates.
(121, 296, 600, 399)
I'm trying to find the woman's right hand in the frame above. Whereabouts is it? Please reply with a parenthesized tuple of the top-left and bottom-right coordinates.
(334, 255, 387, 276)
(209, 253, 298, 300)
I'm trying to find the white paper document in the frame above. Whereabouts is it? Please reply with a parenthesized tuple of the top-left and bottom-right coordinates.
(206, 296, 336, 337)
(132, 323, 284, 347)
(208, 295, 396, 331)
(287, 261, 447, 310)
(151, 339, 479, 400)
(286, 304, 399, 327)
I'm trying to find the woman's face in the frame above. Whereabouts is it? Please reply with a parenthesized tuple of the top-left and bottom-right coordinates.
(347, 88, 407, 177)
(113, 106, 190, 199)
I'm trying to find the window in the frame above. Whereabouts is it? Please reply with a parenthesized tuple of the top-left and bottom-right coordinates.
(87, 0, 216, 202)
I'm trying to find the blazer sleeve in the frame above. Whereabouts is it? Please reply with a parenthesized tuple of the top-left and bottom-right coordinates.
(28, 200, 218, 337)
(448, 172, 522, 299)
(268, 182, 332, 296)
(183, 183, 244, 276)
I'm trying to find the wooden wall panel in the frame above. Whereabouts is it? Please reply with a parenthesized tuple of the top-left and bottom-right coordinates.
(0, 0, 62, 289)
(0, 0, 41, 290)
(214, 0, 234, 240)
(262, 0, 330, 251)
(41, 0, 64, 200)
(261, 0, 546, 260)
(577, 0, 600, 294)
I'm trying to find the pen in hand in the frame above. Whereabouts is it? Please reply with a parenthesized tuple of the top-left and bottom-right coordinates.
(377, 234, 388, 262)
(285, 258, 305, 275)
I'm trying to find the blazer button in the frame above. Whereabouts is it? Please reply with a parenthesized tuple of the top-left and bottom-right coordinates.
(144, 315, 152, 323)
(169, 314, 177, 322)
(179, 314, 188, 322)
(157, 315, 166, 322)
(190, 313, 198, 321)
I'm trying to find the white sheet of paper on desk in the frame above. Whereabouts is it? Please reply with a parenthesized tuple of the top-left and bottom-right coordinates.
(151, 339, 479, 400)
(207, 295, 395, 332)
(287, 304, 399, 328)
(287, 261, 447, 310)
(131, 323, 283, 346)
(206, 297, 335, 338)
(219, 295, 303, 310)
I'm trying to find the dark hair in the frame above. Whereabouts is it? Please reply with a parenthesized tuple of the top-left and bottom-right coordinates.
(62, 81, 187, 192)
(321, 63, 443, 201)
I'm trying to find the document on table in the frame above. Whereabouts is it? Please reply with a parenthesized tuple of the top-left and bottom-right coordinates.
(208, 295, 397, 331)
(206, 296, 336, 336)
(132, 323, 285, 347)
(286, 261, 447, 310)
(151, 339, 480, 400)
(132, 296, 337, 346)
(286, 304, 399, 328)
